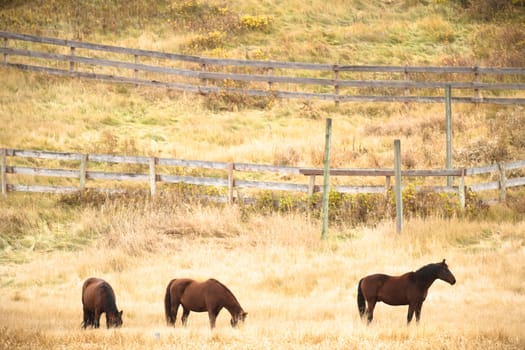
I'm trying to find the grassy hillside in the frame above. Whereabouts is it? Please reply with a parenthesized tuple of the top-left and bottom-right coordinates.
(1, 0, 524, 167)
(0, 1, 524, 349)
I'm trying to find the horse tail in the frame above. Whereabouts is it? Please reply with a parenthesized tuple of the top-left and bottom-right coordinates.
(357, 278, 366, 318)
(164, 279, 174, 325)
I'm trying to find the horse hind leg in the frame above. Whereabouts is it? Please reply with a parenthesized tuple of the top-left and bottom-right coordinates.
(181, 307, 190, 327)
(82, 310, 92, 328)
(366, 299, 377, 324)
(168, 302, 180, 326)
(94, 310, 101, 328)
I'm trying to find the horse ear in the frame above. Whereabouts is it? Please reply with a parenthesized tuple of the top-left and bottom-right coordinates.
(442, 259, 446, 264)
(119, 310, 123, 317)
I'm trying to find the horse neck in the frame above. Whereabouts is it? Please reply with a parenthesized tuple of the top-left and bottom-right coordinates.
(213, 280, 243, 315)
(414, 268, 439, 290)
(224, 299, 243, 316)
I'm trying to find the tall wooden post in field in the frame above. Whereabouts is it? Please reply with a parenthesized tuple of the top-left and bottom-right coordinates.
(321, 118, 332, 239)
(394, 139, 403, 234)
(446, 85, 453, 187)
(1, 148, 6, 196)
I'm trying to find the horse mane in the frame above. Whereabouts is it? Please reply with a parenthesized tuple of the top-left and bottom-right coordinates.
(209, 278, 241, 306)
(414, 262, 442, 279)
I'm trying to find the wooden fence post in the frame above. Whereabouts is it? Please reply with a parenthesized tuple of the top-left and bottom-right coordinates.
(134, 55, 139, 80)
(459, 168, 465, 209)
(394, 140, 403, 234)
(385, 175, 391, 199)
(1, 149, 6, 196)
(321, 118, 332, 239)
(228, 163, 234, 204)
(334, 68, 340, 106)
(307, 175, 316, 216)
(69, 46, 75, 72)
(473, 66, 481, 101)
(445, 84, 453, 187)
(200, 63, 207, 88)
(149, 156, 157, 196)
(404, 66, 410, 97)
(79, 154, 87, 190)
(3, 38, 7, 65)
(498, 162, 506, 202)
(267, 67, 274, 91)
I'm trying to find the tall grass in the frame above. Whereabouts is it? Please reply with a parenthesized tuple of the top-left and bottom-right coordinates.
(0, 196, 524, 349)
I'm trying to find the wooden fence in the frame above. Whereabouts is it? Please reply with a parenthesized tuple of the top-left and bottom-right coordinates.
(1, 31, 525, 104)
(2, 149, 525, 207)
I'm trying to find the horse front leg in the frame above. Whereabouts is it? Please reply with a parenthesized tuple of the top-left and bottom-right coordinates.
(407, 303, 416, 324)
(208, 311, 218, 329)
(181, 307, 190, 326)
(415, 301, 423, 323)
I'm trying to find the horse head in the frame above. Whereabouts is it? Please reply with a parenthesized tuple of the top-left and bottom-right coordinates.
(107, 310, 123, 328)
(230, 311, 248, 327)
(438, 259, 456, 285)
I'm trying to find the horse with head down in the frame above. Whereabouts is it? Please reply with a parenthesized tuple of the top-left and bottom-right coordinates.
(82, 277, 123, 329)
(164, 278, 247, 329)
(357, 259, 456, 324)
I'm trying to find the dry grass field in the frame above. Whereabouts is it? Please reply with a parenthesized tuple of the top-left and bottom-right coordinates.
(1, 1, 524, 349)
(0, 197, 524, 349)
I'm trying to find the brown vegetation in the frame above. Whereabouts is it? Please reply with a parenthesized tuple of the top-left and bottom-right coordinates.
(0, 0, 524, 348)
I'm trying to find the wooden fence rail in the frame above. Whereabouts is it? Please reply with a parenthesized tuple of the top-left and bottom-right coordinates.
(1, 31, 524, 104)
(2, 149, 524, 207)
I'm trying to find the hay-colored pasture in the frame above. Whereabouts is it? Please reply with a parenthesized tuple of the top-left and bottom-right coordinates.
(1, 204, 523, 349)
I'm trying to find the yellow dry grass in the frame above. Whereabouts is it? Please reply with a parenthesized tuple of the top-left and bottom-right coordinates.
(0, 201, 524, 349)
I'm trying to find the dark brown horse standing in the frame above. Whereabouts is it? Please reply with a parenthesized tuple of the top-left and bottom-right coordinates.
(82, 277, 123, 329)
(164, 278, 247, 329)
(357, 259, 456, 324)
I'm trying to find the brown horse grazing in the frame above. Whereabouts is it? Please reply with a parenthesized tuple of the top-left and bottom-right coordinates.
(164, 278, 247, 329)
(357, 259, 456, 324)
(81, 277, 123, 329)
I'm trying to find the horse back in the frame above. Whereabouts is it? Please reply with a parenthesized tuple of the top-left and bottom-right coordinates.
(168, 278, 195, 299)
(205, 279, 241, 307)
(82, 277, 117, 312)
(362, 272, 415, 306)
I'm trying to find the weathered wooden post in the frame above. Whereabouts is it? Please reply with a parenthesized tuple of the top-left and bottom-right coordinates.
(334, 67, 340, 106)
(228, 162, 234, 205)
(1, 148, 6, 196)
(404, 66, 410, 98)
(385, 175, 391, 199)
(267, 67, 274, 91)
(80, 154, 88, 190)
(307, 175, 316, 216)
(459, 168, 465, 209)
(321, 118, 332, 239)
(69, 46, 75, 72)
(445, 84, 453, 187)
(473, 66, 481, 101)
(498, 162, 507, 202)
(134, 55, 139, 80)
(149, 156, 157, 196)
(3, 37, 7, 65)
(394, 140, 403, 234)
